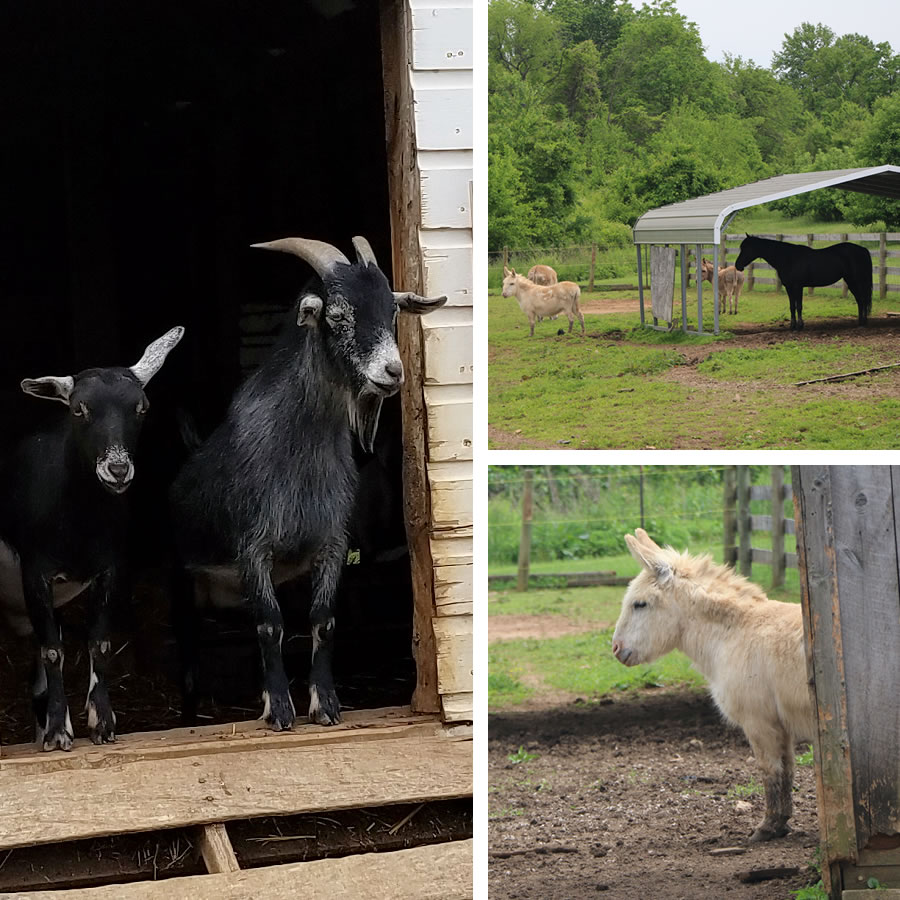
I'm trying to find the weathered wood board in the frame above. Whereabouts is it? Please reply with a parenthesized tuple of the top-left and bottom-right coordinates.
(0, 840, 474, 899)
(424, 383, 472, 462)
(432, 615, 473, 695)
(409, 71, 472, 150)
(650, 246, 676, 322)
(411, 4, 472, 71)
(0, 725, 472, 849)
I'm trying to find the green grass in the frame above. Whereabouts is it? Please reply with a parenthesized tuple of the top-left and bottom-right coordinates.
(489, 289, 900, 449)
(726, 778, 763, 800)
(489, 583, 625, 623)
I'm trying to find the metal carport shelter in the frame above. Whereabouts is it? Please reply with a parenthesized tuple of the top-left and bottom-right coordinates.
(632, 165, 900, 335)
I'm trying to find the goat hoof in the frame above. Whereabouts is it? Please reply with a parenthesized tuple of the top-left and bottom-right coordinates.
(42, 729, 74, 752)
(309, 686, 341, 726)
(89, 723, 117, 745)
(262, 690, 296, 732)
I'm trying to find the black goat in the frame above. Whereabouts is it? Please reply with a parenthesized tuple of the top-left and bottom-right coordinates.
(0, 327, 184, 750)
(170, 236, 446, 730)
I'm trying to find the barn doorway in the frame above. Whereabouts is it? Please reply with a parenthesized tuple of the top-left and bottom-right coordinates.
(0, 0, 415, 741)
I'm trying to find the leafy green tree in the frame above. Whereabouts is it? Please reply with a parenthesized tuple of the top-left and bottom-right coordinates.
(547, 40, 605, 134)
(602, 0, 728, 133)
(488, 0, 562, 84)
(545, 0, 629, 54)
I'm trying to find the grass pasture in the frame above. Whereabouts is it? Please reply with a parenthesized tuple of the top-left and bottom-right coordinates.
(489, 284, 900, 449)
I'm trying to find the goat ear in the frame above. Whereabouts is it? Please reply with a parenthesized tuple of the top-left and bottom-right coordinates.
(349, 390, 383, 454)
(20, 376, 75, 405)
(297, 293, 324, 326)
(130, 326, 185, 387)
(394, 292, 448, 315)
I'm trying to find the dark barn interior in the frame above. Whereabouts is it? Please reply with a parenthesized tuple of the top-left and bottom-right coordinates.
(0, 0, 416, 743)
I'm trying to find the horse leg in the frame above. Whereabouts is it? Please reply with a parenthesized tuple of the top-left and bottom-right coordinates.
(847, 279, 868, 325)
(787, 286, 802, 330)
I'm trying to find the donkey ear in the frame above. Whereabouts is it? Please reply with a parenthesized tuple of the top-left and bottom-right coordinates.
(21, 375, 75, 405)
(625, 531, 672, 584)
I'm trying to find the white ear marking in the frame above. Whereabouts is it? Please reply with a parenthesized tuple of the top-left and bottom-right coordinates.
(20, 376, 76, 405)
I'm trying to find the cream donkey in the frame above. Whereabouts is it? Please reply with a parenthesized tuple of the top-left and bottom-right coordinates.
(700, 257, 745, 315)
(502, 267, 584, 337)
(611, 529, 814, 842)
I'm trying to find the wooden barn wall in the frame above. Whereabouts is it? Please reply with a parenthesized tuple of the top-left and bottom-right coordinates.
(793, 466, 900, 898)
(409, 0, 473, 723)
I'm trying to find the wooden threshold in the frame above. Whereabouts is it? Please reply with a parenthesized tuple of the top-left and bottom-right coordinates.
(0, 839, 474, 899)
(0, 710, 471, 850)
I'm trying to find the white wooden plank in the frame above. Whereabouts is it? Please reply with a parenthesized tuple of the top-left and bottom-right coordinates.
(411, 7, 472, 71)
(441, 691, 473, 723)
(425, 383, 471, 461)
(428, 460, 472, 530)
(429, 533, 473, 567)
(410, 72, 472, 150)
(432, 615, 473, 694)
(422, 311, 472, 385)
(421, 167, 471, 229)
(434, 564, 473, 615)
(422, 243, 472, 306)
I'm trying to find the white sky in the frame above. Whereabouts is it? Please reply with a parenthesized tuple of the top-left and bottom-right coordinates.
(671, 0, 900, 68)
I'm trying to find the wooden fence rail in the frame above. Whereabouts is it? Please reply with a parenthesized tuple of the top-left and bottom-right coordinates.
(724, 466, 795, 589)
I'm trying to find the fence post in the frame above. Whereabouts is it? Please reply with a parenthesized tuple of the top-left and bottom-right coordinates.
(747, 260, 755, 292)
(807, 234, 815, 296)
(775, 235, 783, 293)
(841, 234, 849, 297)
(723, 466, 737, 567)
(516, 468, 534, 592)
(880, 232, 888, 300)
(771, 466, 785, 590)
(737, 466, 751, 577)
(503, 246, 509, 270)
(590, 242, 596, 293)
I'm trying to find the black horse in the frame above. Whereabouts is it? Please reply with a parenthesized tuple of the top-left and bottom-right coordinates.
(734, 235, 872, 330)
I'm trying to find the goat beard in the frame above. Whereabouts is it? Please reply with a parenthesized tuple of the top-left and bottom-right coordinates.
(349, 388, 384, 454)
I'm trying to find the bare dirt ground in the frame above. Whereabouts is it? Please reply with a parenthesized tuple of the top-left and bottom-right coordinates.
(489, 693, 818, 900)
(489, 614, 605, 643)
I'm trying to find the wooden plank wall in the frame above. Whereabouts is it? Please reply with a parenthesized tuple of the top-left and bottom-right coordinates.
(793, 466, 900, 899)
(409, 0, 473, 723)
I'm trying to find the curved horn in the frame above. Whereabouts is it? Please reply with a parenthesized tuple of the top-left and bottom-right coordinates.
(250, 238, 350, 277)
(352, 236, 379, 268)
(393, 292, 448, 314)
(130, 326, 185, 387)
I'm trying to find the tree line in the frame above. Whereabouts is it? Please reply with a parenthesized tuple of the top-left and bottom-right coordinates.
(488, 0, 900, 249)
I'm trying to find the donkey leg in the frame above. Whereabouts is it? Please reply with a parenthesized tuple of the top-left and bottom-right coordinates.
(242, 553, 295, 731)
(747, 728, 791, 841)
(308, 535, 346, 726)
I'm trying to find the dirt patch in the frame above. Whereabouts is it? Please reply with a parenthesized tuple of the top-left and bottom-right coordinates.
(489, 615, 604, 644)
(489, 692, 818, 899)
(581, 297, 642, 316)
(488, 424, 564, 450)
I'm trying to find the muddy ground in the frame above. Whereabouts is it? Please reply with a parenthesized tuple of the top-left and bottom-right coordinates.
(489, 692, 818, 900)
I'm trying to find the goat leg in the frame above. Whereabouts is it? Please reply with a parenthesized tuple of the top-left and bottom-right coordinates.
(308, 536, 345, 726)
(22, 564, 73, 751)
(242, 555, 295, 732)
(85, 570, 117, 744)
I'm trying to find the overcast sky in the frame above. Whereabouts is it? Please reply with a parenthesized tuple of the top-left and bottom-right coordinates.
(671, 0, 900, 68)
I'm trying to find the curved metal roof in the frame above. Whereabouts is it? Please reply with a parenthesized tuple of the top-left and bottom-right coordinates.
(632, 166, 900, 245)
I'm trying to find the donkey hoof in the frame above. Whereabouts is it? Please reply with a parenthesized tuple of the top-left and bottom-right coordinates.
(750, 821, 790, 842)
(309, 686, 341, 726)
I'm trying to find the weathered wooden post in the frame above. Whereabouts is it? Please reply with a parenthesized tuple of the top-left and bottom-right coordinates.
(516, 468, 534, 592)
(723, 466, 737, 567)
(503, 246, 509, 270)
(589, 242, 596, 292)
(737, 466, 751, 577)
(793, 466, 900, 900)
(880, 232, 888, 301)
(770, 466, 785, 590)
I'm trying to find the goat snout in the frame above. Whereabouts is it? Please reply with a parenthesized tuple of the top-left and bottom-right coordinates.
(96, 451, 134, 493)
